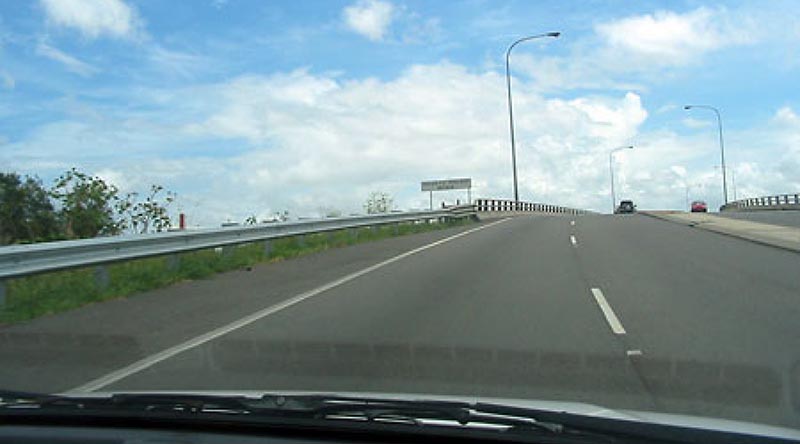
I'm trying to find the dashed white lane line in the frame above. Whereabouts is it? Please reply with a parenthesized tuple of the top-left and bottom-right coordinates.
(590, 288, 627, 335)
(68, 218, 512, 393)
(570, 220, 575, 226)
(626, 349, 643, 357)
(570, 235, 577, 246)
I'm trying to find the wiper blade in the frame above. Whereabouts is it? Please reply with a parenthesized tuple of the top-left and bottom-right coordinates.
(1, 391, 253, 415)
(0, 392, 650, 443)
(253, 394, 566, 430)
(4, 391, 797, 443)
(1, 391, 566, 433)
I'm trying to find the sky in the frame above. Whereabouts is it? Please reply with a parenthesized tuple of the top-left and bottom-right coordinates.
(1, 0, 799, 226)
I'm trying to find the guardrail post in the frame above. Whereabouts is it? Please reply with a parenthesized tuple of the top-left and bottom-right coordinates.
(0, 280, 6, 308)
(94, 266, 110, 291)
(167, 254, 181, 271)
(297, 234, 307, 248)
(393, 222, 400, 236)
(263, 240, 272, 257)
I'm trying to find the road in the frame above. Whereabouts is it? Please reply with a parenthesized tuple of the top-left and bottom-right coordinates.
(716, 210, 800, 228)
(2, 215, 799, 430)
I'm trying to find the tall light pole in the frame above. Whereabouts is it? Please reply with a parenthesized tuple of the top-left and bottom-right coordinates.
(685, 182, 699, 210)
(685, 105, 728, 205)
(609, 145, 634, 213)
(714, 165, 737, 201)
(506, 31, 560, 204)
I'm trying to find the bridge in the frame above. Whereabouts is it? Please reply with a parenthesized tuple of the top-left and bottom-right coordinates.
(0, 193, 798, 430)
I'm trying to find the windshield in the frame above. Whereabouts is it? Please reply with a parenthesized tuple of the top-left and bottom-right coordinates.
(1, 0, 800, 440)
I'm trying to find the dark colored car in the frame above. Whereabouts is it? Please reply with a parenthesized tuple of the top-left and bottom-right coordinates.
(615, 200, 636, 214)
(691, 200, 708, 212)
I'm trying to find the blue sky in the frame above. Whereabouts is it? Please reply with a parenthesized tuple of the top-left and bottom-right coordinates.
(1, 0, 799, 224)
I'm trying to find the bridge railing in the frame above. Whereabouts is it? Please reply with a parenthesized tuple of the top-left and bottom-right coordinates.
(720, 193, 800, 212)
(476, 198, 590, 215)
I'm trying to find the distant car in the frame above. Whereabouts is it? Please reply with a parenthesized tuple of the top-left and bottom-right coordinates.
(615, 200, 636, 214)
(691, 200, 708, 213)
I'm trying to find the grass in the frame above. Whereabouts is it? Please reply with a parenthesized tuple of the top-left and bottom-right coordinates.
(0, 218, 475, 325)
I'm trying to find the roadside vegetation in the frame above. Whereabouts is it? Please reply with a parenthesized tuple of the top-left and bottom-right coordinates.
(1, 169, 175, 246)
(1, 218, 474, 325)
(2, 171, 473, 324)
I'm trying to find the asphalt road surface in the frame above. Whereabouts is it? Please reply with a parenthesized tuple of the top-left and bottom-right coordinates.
(2, 215, 799, 430)
(716, 210, 800, 228)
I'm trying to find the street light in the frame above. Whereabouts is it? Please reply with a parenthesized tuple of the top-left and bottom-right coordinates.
(506, 31, 560, 204)
(609, 145, 634, 213)
(684, 105, 728, 205)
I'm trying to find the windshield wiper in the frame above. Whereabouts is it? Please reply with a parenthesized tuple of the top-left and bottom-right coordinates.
(3, 391, 795, 443)
(0, 391, 612, 442)
(1, 390, 252, 414)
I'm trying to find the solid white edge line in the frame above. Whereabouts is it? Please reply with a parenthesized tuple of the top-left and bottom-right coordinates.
(590, 288, 626, 335)
(570, 235, 577, 246)
(68, 218, 511, 393)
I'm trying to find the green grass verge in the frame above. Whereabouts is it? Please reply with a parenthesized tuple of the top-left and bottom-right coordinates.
(1, 218, 475, 325)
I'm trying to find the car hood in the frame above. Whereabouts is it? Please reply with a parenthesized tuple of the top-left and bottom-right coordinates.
(71, 389, 800, 441)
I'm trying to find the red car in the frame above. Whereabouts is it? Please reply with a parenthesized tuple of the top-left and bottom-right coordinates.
(691, 200, 708, 212)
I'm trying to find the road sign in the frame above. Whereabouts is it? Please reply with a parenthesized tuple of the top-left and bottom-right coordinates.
(421, 178, 472, 192)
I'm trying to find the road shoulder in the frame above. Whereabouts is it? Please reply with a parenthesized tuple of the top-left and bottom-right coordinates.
(641, 211, 800, 252)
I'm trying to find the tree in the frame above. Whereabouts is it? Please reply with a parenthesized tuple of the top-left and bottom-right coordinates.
(364, 191, 394, 214)
(244, 214, 257, 225)
(117, 185, 176, 234)
(0, 173, 60, 244)
(50, 168, 123, 239)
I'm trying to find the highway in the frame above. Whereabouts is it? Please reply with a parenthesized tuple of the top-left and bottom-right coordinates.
(2, 214, 799, 429)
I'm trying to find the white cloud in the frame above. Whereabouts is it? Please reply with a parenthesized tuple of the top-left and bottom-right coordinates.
(155, 63, 650, 219)
(147, 46, 207, 78)
(773, 106, 799, 126)
(596, 7, 757, 64)
(35, 42, 98, 76)
(401, 15, 443, 44)
(343, 0, 394, 41)
(4, 61, 797, 224)
(682, 117, 713, 129)
(40, 0, 140, 39)
(514, 7, 762, 93)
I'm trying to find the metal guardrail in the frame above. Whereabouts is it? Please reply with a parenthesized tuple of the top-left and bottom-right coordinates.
(0, 208, 475, 281)
(720, 194, 800, 212)
(476, 198, 590, 215)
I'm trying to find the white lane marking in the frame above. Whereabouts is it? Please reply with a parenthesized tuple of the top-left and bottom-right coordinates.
(570, 235, 577, 246)
(626, 349, 643, 357)
(68, 218, 511, 393)
(570, 220, 575, 226)
(590, 288, 627, 335)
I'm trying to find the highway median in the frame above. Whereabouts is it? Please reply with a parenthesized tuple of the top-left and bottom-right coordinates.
(641, 211, 800, 253)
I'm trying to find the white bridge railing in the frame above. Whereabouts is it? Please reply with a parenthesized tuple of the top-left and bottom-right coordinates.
(476, 198, 590, 215)
(721, 194, 800, 212)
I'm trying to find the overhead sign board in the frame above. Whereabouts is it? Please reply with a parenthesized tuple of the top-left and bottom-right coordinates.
(421, 178, 472, 192)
